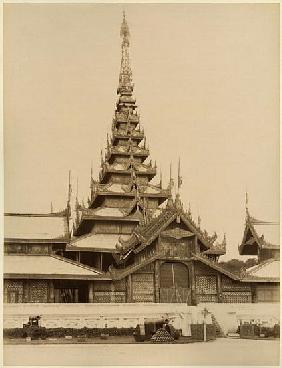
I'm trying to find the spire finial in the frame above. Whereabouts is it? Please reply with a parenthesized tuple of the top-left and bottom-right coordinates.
(67, 170, 72, 218)
(177, 157, 183, 193)
(118, 11, 133, 94)
(76, 177, 79, 200)
(245, 191, 250, 218)
(197, 215, 201, 228)
(51, 202, 53, 214)
(68, 170, 72, 203)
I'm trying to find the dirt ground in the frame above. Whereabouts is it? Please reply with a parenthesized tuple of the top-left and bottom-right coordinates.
(3, 337, 280, 366)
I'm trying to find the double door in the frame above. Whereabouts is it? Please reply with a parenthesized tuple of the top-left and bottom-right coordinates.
(159, 262, 191, 303)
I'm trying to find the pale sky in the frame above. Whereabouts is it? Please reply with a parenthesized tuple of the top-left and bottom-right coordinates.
(4, 3, 279, 260)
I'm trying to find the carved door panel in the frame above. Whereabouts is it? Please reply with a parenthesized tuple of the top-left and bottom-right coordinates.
(159, 262, 190, 303)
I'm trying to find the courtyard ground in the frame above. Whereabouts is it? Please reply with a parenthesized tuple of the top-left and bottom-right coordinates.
(3, 337, 280, 366)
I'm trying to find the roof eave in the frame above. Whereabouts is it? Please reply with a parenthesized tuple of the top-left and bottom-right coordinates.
(4, 273, 112, 280)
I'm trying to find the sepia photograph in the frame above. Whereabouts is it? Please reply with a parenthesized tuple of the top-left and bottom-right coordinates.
(3, 2, 280, 366)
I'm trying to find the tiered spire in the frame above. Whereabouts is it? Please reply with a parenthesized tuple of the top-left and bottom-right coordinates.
(118, 11, 133, 95)
(73, 13, 169, 236)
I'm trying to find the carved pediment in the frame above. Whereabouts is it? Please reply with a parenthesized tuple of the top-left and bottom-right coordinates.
(161, 227, 194, 240)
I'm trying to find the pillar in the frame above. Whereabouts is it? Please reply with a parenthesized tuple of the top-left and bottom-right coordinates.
(190, 261, 197, 305)
(48, 280, 55, 303)
(217, 273, 222, 303)
(127, 274, 132, 302)
(154, 260, 160, 303)
(88, 281, 94, 303)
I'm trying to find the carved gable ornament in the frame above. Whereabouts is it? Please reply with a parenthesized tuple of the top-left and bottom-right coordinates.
(161, 227, 194, 240)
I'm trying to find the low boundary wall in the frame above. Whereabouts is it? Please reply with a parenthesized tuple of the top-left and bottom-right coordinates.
(4, 303, 199, 336)
(199, 303, 280, 334)
(4, 303, 280, 336)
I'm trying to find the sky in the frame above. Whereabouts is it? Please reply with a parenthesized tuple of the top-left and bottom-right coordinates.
(4, 3, 279, 260)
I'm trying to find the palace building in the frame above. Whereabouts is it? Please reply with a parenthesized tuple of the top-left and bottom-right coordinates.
(4, 14, 279, 305)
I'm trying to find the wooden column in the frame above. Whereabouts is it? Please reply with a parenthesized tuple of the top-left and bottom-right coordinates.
(74, 289, 79, 303)
(154, 260, 160, 303)
(190, 261, 197, 305)
(88, 281, 94, 303)
(217, 273, 222, 303)
(23, 280, 29, 303)
(100, 253, 103, 270)
(127, 274, 132, 302)
(77, 252, 81, 263)
(48, 280, 55, 303)
(252, 284, 257, 303)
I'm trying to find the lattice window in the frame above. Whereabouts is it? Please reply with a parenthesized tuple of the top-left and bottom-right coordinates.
(28, 280, 48, 303)
(113, 279, 126, 291)
(196, 275, 217, 294)
(94, 281, 112, 291)
(197, 294, 218, 303)
(5, 244, 26, 254)
(5, 280, 24, 303)
(28, 245, 49, 254)
(221, 276, 250, 291)
(222, 291, 252, 303)
(93, 291, 126, 303)
(132, 273, 154, 302)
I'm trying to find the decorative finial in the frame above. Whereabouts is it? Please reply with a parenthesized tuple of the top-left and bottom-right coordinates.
(168, 163, 174, 194)
(67, 170, 72, 218)
(100, 149, 104, 165)
(160, 169, 162, 189)
(68, 170, 72, 203)
(76, 177, 79, 199)
(118, 11, 133, 94)
(175, 192, 182, 210)
(197, 215, 201, 228)
(245, 191, 249, 211)
(120, 11, 130, 39)
(51, 202, 53, 214)
(90, 161, 94, 191)
(188, 202, 191, 216)
(177, 157, 183, 192)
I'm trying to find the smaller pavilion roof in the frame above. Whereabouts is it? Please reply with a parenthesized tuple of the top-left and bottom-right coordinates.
(69, 233, 131, 251)
(239, 211, 280, 255)
(4, 254, 108, 280)
(242, 258, 280, 282)
(4, 213, 68, 241)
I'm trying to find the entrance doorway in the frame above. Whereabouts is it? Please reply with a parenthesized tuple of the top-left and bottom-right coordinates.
(160, 262, 190, 303)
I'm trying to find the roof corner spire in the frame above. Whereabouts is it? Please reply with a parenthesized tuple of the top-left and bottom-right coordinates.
(245, 190, 250, 219)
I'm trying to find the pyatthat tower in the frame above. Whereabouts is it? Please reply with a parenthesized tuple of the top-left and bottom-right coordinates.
(4, 13, 277, 309)
(65, 13, 170, 271)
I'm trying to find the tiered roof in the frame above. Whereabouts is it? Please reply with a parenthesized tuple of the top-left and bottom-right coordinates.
(72, 13, 169, 239)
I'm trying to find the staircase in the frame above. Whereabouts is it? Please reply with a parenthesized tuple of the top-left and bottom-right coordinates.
(211, 313, 225, 337)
